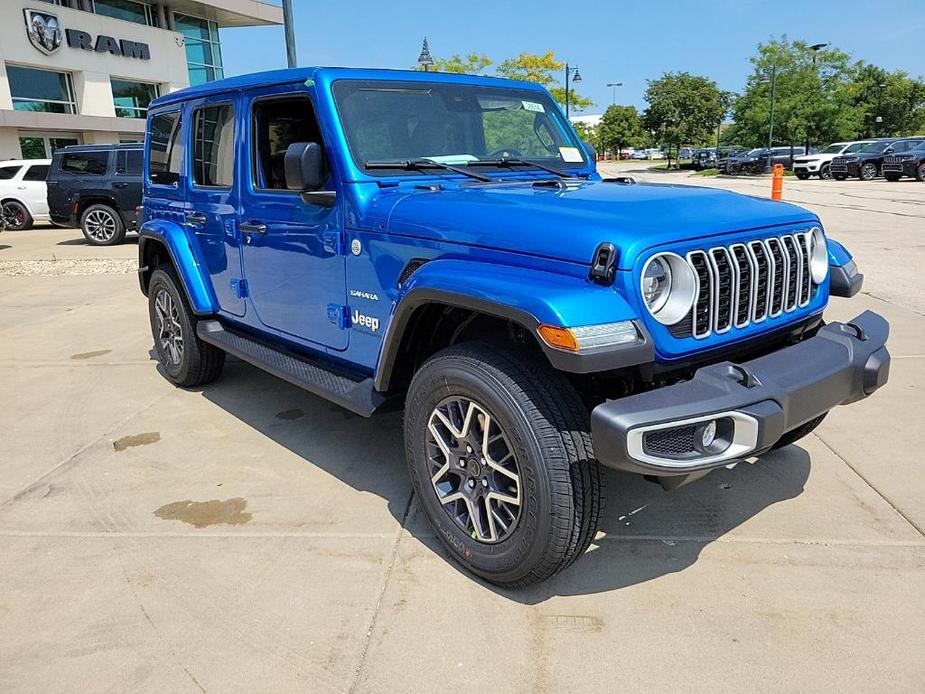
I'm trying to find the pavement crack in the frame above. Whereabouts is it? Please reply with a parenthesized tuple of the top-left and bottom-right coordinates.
(347, 490, 415, 694)
(861, 290, 925, 318)
(814, 433, 925, 538)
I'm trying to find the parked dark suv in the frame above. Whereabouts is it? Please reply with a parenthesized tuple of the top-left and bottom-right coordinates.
(47, 143, 143, 245)
(726, 146, 813, 175)
(831, 137, 925, 181)
(881, 140, 925, 182)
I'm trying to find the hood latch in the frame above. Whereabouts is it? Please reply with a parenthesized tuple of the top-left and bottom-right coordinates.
(589, 242, 617, 286)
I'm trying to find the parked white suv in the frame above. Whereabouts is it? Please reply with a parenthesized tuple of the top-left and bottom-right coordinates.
(0, 159, 51, 230)
(792, 141, 877, 180)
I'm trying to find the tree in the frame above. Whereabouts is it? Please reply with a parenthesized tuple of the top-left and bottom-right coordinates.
(598, 105, 645, 158)
(643, 72, 725, 169)
(571, 121, 599, 151)
(731, 38, 857, 151)
(425, 53, 493, 75)
(496, 51, 593, 112)
(850, 63, 925, 138)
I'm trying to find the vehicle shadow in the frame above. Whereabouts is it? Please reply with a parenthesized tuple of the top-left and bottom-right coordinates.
(189, 358, 809, 603)
(57, 235, 139, 246)
(0, 244, 10, 252)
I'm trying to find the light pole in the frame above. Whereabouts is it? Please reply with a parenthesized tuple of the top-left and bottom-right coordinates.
(564, 63, 582, 119)
(805, 42, 828, 152)
(417, 37, 434, 72)
(282, 0, 297, 68)
(877, 82, 886, 136)
(765, 64, 778, 173)
(606, 82, 623, 106)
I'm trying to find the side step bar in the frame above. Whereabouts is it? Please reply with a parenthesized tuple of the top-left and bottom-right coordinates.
(196, 320, 388, 417)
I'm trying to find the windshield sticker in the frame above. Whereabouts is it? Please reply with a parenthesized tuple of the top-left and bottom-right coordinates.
(522, 101, 545, 113)
(559, 146, 583, 162)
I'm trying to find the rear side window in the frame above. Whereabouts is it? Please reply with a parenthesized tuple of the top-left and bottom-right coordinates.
(116, 150, 143, 175)
(23, 164, 49, 181)
(0, 166, 22, 180)
(192, 104, 235, 187)
(149, 112, 183, 185)
(61, 151, 109, 175)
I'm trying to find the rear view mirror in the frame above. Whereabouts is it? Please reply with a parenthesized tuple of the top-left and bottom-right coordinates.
(284, 141, 325, 191)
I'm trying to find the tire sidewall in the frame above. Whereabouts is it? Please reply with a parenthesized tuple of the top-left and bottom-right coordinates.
(916, 164, 925, 182)
(3, 201, 30, 230)
(860, 163, 877, 180)
(819, 165, 831, 180)
(148, 268, 197, 385)
(81, 204, 124, 246)
(405, 356, 557, 583)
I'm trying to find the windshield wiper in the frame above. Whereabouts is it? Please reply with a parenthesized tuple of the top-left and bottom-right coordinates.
(364, 159, 492, 182)
(468, 157, 575, 178)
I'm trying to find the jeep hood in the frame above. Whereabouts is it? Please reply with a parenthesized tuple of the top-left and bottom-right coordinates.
(380, 180, 817, 268)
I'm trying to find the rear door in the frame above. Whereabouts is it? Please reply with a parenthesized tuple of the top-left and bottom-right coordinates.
(185, 95, 245, 317)
(19, 163, 50, 218)
(238, 85, 347, 350)
(113, 149, 144, 225)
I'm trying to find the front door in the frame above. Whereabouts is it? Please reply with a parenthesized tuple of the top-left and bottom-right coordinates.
(239, 87, 347, 350)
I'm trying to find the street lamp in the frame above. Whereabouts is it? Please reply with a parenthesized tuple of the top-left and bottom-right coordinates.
(805, 42, 829, 151)
(606, 82, 623, 106)
(417, 37, 434, 72)
(765, 64, 778, 173)
(564, 63, 582, 118)
(877, 82, 886, 136)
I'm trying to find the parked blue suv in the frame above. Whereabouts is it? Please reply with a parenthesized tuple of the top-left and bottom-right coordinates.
(138, 67, 889, 586)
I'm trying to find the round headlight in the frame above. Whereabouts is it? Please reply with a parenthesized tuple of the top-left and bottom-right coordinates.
(640, 253, 697, 325)
(809, 226, 828, 284)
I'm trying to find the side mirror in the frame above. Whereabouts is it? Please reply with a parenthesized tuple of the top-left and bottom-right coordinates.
(583, 140, 598, 162)
(284, 141, 325, 191)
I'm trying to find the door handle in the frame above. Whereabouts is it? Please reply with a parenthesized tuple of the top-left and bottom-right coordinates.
(185, 212, 208, 227)
(240, 221, 267, 235)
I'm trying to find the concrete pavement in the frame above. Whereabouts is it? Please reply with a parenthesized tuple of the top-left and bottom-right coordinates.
(1, 175, 923, 693)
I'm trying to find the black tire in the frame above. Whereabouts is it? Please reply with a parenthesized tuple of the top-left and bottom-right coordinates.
(795, 172, 809, 180)
(859, 162, 878, 181)
(772, 413, 827, 450)
(80, 203, 125, 245)
(833, 174, 846, 181)
(148, 265, 225, 387)
(884, 174, 901, 182)
(916, 163, 925, 182)
(2, 201, 32, 230)
(404, 343, 603, 587)
(819, 164, 832, 180)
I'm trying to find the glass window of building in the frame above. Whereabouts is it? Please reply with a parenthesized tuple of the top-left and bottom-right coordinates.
(6, 66, 76, 114)
(92, 0, 153, 25)
(192, 104, 234, 187)
(111, 79, 159, 118)
(19, 133, 81, 159)
(174, 14, 224, 85)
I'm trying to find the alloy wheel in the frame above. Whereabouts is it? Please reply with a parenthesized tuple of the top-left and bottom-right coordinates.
(154, 288, 184, 366)
(2, 203, 24, 229)
(861, 163, 877, 180)
(84, 209, 117, 242)
(426, 396, 521, 543)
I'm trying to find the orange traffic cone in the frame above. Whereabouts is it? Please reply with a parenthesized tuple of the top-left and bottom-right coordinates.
(771, 163, 784, 200)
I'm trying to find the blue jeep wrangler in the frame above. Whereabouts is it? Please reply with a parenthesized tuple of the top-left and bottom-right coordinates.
(138, 67, 889, 586)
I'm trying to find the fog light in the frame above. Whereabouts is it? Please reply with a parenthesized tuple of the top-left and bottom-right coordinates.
(700, 420, 717, 448)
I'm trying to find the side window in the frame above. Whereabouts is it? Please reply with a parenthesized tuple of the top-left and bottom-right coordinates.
(149, 112, 183, 185)
(193, 104, 235, 187)
(252, 96, 324, 190)
(0, 166, 22, 180)
(116, 150, 143, 175)
(23, 164, 50, 181)
(61, 151, 109, 175)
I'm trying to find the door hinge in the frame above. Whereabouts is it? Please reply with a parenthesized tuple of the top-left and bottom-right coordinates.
(231, 278, 249, 298)
(327, 303, 349, 329)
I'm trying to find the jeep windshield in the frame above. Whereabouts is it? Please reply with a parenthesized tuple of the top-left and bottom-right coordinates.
(332, 79, 588, 177)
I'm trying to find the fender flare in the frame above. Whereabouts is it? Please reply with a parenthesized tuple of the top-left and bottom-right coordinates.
(374, 259, 652, 391)
(138, 219, 217, 315)
(826, 238, 863, 297)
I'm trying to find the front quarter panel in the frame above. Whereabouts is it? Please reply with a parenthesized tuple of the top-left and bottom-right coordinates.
(139, 218, 217, 315)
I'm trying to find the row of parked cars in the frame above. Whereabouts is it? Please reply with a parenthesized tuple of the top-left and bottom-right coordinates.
(690, 136, 925, 181)
(0, 143, 141, 243)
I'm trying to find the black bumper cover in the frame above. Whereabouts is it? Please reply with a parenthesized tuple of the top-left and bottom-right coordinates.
(591, 311, 890, 476)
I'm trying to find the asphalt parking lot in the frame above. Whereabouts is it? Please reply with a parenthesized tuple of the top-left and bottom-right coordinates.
(1, 171, 923, 693)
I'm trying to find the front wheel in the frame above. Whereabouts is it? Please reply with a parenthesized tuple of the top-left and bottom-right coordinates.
(404, 343, 603, 587)
(818, 164, 832, 180)
(916, 163, 925, 182)
(795, 172, 809, 180)
(148, 266, 225, 387)
(859, 162, 878, 181)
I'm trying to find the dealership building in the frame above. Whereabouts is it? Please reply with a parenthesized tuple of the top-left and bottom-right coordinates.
(0, 0, 282, 159)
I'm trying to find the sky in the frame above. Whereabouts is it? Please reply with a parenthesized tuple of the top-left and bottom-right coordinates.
(221, 0, 925, 115)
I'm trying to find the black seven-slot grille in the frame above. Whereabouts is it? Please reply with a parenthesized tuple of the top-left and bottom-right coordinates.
(669, 231, 816, 339)
(882, 156, 904, 172)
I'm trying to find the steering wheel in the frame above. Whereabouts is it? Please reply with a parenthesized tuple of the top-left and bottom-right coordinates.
(485, 147, 524, 159)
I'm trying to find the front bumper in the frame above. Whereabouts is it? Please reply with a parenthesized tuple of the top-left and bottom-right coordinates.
(831, 161, 861, 176)
(591, 311, 889, 476)
(794, 160, 821, 173)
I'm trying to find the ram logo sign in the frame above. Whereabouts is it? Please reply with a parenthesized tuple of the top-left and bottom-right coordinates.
(24, 9, 62, 56)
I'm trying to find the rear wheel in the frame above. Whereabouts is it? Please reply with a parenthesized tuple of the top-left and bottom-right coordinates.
(148, 266, 225, 387)
(2, 201, 32, 230)
(80, 204, 125, 246)
(859, 162, 878, 181)
(404, 343, 603, 587)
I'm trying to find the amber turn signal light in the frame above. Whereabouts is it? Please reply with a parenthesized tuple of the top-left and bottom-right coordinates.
(537, 325, 579, 351)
